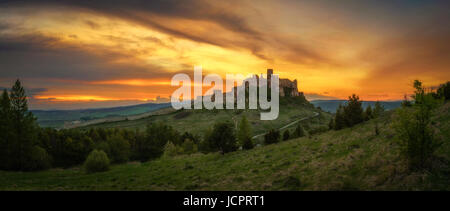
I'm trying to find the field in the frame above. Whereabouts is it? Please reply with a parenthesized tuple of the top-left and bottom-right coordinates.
(1, 103, 448, 190)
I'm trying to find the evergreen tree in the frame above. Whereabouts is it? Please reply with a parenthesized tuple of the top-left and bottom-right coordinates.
(237, 116, 253, 150)
(294, 124, 306, 137)
(334, 105, 345, 130)
(373, 101, 385, 118)
(365, 105, 373, 120)
(9, 80, 40, 170)
(343, 94, 364, 127)
(0, 90, 13, 169)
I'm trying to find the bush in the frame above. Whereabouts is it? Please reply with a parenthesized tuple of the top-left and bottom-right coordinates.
(283, 130, 290, 141)
(23, 146, 52, 171)
(84, 150, 110, 173)
(163, 141, 180, 157)
(181, 139, 197, 154)
(264, 129, 280, 145)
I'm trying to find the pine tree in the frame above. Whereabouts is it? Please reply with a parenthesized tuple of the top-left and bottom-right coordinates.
(238, 116, 253, 150)
(0, 90, 13, 169)
(365, 105, 373, 121)
(373, 101, 385, 118)
(334, 104, 345, 130)
(343, 94, 364, 127)
(294, 124, 306, 137)
(9, 79, 39, 170)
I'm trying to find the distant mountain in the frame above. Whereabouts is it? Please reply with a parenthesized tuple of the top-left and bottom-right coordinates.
(31, 103, 171, 128)
(311, 100, 402, 113)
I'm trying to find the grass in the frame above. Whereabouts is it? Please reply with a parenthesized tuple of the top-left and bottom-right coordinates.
(1, 103, 449, 190)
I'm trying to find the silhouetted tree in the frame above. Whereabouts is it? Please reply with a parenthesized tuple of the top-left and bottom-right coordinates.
(0, 89, 13, 169)
(435, 81, 450, 100)
(343, 94, 364, 127)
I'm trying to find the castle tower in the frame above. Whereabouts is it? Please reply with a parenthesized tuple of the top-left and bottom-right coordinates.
(267, 68, 273, 88)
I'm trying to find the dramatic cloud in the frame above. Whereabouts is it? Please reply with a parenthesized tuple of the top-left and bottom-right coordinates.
(0, 0, 449, 108)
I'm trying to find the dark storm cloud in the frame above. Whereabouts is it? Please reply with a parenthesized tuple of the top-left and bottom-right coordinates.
(0, 0, 327, 63)
(0, 86, 48, 97)
(0, 33, 180, 81)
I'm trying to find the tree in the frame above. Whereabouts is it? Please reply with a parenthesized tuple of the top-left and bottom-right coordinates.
(206, 121, 238, 154)
(134, 122, 180, 161)
(8, 79, 40, 171)
(435, 81, 449, 100)
(0, 90, 13, 169)
(364, 105, 373, 121)
(283, 130, 290, 141)
(393, 80, 442, 170)
(294, 124, 306, 137)
(237, 116, 253, 150)
(373, 101, 385, 118)
(343, 94, 364, 127)
(334, 104, 345, 130)
(108, 135, 130, 163)
(264, 129, 280, 145)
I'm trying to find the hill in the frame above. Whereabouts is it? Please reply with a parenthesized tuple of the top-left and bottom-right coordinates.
(31, 103, 171, 128)
(1, 103, 448, 190)
(311, 100, 402, 113)
(80, 96, 332, 142)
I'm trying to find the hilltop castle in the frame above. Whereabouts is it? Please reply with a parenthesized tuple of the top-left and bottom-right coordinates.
(266, 69, 301, 97)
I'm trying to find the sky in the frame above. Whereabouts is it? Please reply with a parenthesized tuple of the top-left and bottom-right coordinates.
(0, 0, 449, 109)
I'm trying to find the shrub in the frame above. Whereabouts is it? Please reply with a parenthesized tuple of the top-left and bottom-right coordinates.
(283, 130, 290, 141)
(264, 129, 280, 145)
(163, 141, 180, 157)
(181, 138, 197, 154)
(84, 150, 110, 173)
(23, 146, 52, 171)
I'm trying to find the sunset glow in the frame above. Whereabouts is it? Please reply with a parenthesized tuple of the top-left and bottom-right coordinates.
(0, 0, 449, 109)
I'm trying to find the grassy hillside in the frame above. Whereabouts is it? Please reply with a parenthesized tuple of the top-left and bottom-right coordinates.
(81, 97, 330, 139)
(1, 103, 448, 190)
